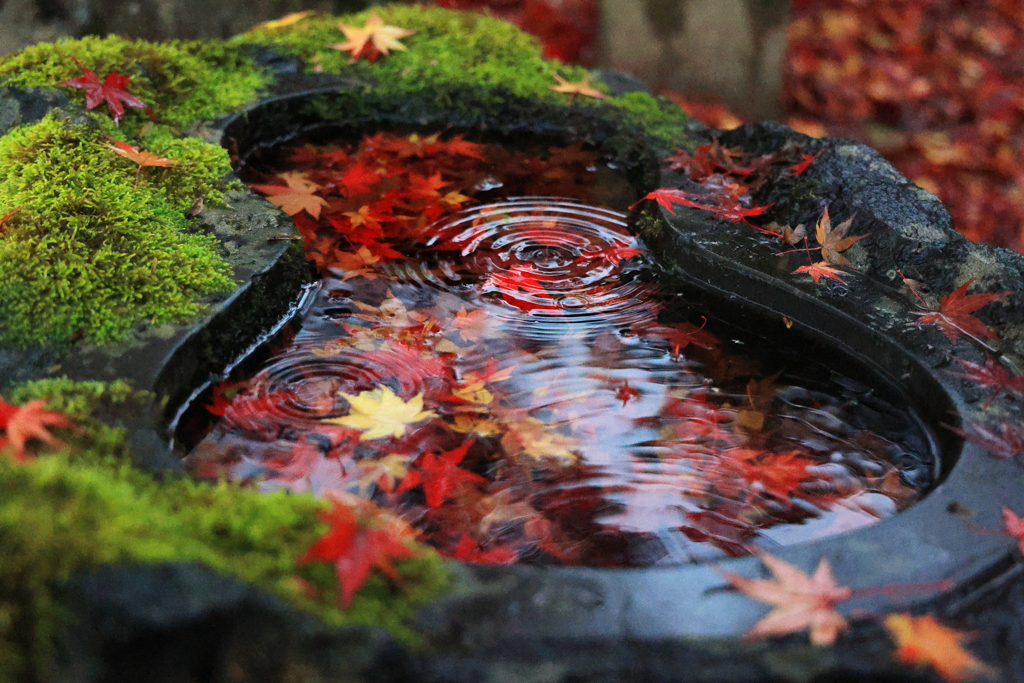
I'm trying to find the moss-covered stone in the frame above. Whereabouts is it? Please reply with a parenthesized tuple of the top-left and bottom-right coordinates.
(0, 35, 268, 132)
(232, 6, 689, 153)
(0, 378, 449, 681)
(0, 112, 236, 346)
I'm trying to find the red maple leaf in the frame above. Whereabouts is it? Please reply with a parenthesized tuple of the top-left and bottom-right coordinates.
(787, 153, 819, 176)
(299, 500, 418, 606)
(396, 440, 486, 507)
(795, 261, 848, 283)
(1002, 507, 1024, 556)
(956, 420, 1024, 460)
(914, 279, 1008, 343)
(338, 162, 381, 197)
(956, 356, 1024, 408)
(0, 399, 75, 460)
(632, 187, 772, 225)
(452, 534, 518, 564)
(61, 58, 152, 125)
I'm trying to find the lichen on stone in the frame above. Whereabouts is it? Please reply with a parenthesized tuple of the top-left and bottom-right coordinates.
(0, 112, 236, 346)
(0, 378, 450, 681)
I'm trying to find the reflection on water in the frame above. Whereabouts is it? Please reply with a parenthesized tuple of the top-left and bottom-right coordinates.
(181, 132, 936, 566)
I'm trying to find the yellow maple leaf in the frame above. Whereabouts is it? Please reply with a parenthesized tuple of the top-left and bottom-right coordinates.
(550, 72, 607, 100)
(325, 386, 435, 440)
(330, 12, 415, 63)
(450, 414, 503, 437)
(501, 416, 579, 462)
(884, 614, 995, 683)
(252, 10, 313, 31)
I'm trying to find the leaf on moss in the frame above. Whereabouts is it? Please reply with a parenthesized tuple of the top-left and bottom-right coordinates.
(330, 12, 416, 63)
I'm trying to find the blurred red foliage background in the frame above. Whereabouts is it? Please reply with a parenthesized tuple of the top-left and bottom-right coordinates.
(434, 0, 1024, 254)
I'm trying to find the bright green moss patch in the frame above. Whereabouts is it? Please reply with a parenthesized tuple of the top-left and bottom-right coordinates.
(0, 379, 450, 680)
(234, 6, 688, 152)
(0, 35, 268, 131)
(0, 112, 235, 346)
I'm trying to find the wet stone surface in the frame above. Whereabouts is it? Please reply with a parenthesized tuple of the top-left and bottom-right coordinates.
(23, 66, 1024, 683)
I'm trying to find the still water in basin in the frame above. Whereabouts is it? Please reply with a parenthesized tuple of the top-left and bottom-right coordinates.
(180, 131, 937, 566)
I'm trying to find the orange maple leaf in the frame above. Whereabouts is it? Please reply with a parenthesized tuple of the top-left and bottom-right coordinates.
(330, 13, 415, 63)
(722, 551, 852, 645)
(814, 206, 865, 266)
(884, 614, 995, 683)
(914, 279, 1008, 343)
(251, 171, 329, 219)
(795, 261, 847, 283)
(549, 72, 607, 100)
(1, 399, 75, 460)
(102, 139, 178, 189)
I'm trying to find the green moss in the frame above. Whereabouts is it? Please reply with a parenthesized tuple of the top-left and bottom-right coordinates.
(0, 379, 450, 681)
(0, 112, 235, 346)
(234, 6, 687, 153)
(0, 35, 268, 132)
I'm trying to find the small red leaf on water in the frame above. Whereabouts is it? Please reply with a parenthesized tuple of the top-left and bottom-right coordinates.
(396, 440, 486, 507)
(452, 534, 518, 564)
(61, 58, 152, 125)
(632, 187, 772, 225)
(914, 279, 1008, 343)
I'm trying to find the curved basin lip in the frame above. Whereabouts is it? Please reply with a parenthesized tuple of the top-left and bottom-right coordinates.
(183, 85, 1024, 642)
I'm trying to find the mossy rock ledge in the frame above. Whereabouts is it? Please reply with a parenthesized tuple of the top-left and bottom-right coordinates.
(2, 7, 1024, 683)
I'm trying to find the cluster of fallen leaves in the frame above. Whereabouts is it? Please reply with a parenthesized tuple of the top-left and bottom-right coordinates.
(634, 139, 868, 284)
(786, 0, 1024, 253)
(666, 0, 1024, 255)
(189, 132, 932, 603)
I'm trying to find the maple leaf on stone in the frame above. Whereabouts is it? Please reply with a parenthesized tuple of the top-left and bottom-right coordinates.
(61, 58, 152, 125)
(884, 614, 995, 683)
(955, 420, 1024, 460)
(324, 386, 435, 440)
(299, 499, 418, 606)
(956, 356, 1024, 408)
(251, 171, 329, 219)
(1, 399, 75, 460)
(795, 261, 848, 283)
(1001, 506, 1024, 556)
(914, 279, 1008, 343)
(252, 10, 313, 31)
(330, 13, 415, 63)
(396, 440, 486, 507)
(787, 153, 818, 176)
(722, 551, 852, 645)
(549, 72, 607, 100)
(632, 187, 772, 225)
(102, 139, 177, 189)
(814, 206, 865, 266)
